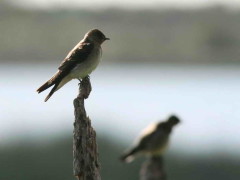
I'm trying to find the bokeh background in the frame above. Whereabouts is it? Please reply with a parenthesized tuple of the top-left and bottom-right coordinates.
(1, 0, 240, 179)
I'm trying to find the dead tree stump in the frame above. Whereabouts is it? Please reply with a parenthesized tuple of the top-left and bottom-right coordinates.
(140, 156, 166, 180)
(73, 76, 101, 180)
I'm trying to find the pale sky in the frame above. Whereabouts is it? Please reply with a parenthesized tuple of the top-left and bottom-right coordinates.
(12, 0, 240, 9)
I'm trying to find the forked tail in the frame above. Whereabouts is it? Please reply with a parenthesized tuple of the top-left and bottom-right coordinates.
(120, 147, 140, 163)
(36, 81, 54, 94)
(44, 83, 59, 102)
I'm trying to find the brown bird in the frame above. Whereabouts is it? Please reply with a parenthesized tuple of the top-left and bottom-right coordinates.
(120, 115, 180, 163)
(36, 29, 109, 102)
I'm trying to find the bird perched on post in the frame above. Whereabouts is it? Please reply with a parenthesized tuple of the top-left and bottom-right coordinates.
(120, 115, 180, 163)
(36, 29, 109, 102)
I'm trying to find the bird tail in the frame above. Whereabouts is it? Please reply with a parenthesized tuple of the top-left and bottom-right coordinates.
(43, 75, 71, 102)
(120, 147, 140, 163)
(36, 71, 65, 102)
(44, 83, 59, 102)
(36, 81, 54, 94)
(36, 71, 62, 94)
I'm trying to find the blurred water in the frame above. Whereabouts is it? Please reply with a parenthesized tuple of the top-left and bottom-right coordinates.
(1, 63, 240, 155)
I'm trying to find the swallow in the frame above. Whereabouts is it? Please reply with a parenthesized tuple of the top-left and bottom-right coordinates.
(36, 29, 109, 101)
(121, 115, 180, 163)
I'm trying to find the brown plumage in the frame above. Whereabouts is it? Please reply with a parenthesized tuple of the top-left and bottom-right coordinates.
(120, 115, 180, 163)
(36, 42, 93, 101)
(36, 29, 109, 102)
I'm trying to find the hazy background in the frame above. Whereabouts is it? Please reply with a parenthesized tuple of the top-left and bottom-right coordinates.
(1, 0, 240, 179)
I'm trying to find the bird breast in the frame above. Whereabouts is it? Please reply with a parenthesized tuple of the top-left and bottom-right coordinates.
(70, 46, 102, 79)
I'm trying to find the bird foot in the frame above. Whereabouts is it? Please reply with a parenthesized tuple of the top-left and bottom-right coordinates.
(78, 76, 92, 99)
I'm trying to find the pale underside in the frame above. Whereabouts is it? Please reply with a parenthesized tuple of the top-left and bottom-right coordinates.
(125, 142, 169, 163)
(56, 46, 102, 91)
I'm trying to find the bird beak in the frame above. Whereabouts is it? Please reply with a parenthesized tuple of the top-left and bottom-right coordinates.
(105, 37, 110, 40)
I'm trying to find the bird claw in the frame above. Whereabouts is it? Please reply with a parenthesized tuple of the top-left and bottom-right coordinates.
(85, 75, 90, 80)
(78, 76, 92, 99)
(78, 78, 82, 86)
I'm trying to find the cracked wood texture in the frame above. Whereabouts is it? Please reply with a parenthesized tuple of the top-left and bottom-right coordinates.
(73, 76, 101, 180)
(140, 156, 166, 180)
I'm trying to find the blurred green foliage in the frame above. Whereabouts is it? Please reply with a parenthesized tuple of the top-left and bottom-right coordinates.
(0, 135, 240, 180)
(1, 2, 240, 64)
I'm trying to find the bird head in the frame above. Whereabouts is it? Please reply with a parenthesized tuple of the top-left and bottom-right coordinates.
(167, 115, 180, 126)
(85, 29, 110, 44)
(156, 115, 180, 132)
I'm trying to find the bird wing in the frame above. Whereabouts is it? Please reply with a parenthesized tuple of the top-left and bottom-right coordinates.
(137, 130, 168, 151)
(58, 42, 94, 74)
(44, 42, 94, 85)
(36, 41, 94, 101)
(136, 133, 155, 149)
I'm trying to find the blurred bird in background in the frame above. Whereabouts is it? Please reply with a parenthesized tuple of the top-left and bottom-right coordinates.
(121, 115, 180, 163)
(36, 29, 109, 102)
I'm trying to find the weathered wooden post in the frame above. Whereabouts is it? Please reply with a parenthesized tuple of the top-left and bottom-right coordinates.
(140, 156, 166, 180)
(73, 76, 101, 180)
